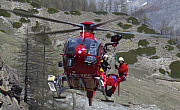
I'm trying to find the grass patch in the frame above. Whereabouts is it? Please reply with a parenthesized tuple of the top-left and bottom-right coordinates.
(13, 8, 30, 17)
(47, 8, 59, 14)
(0, 10, 11, 17)
(167, 40, 177, 45)
(13, 22, 22, 28)
(0, 30, 6, 33)
(126, 17, 140, 25)
(112, 12, 128, 16)
(150, 55, 160, 59)
(94, 19, 102, 22)
(121, 33, 135, 39)
(159, 68, 166, 74)
(176, 53, 180, 58)
(19, 17, 30, 23)
(169, 60, 180, 78)
(130, 47, 156, 56)
(69, 10, 81, 15)
(137, 24, 159, 34)
(106, 33, 111, 39)
(93, 11, 108, 15)
(117, 22, 133, 29)
(165, 45, 174, 51)
(138, 39, 149, 47)
(30, 2, 41, 9)
(116, 52, 137, 64)
(64, 11, 70, 15)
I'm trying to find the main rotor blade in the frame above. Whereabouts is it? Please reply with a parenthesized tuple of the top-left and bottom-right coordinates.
(0, 8, 84, 27)
(31, 28, 82, 35)
(96, 27, 175, 38)
(91, 17, 124, 29)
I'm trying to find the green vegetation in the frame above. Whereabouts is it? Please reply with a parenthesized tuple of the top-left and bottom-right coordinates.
(31, 21, 41, 32)
(47, 8, 59, 14)
(19, 17, 31, 23)
(28, 9, 39, 14)
(159, 68, 166, 74)
(0, 10, 11, 17)
(30, 2, 42, 9)
(106, 33, 111, 39)
(137, 24, 159, 34)
(126, 17, 140, 25)
(176, 53, 180, 58)
(165, 45, 174, 51)
(12, 0, 26, 2)
(169, 60, 180, 78)
(176, 44, 180, 50)
(138, 39, 149, 47)
(116, 52, 138, 64)
(112, 12, 128, 16)
(121, 33, 135, 39)
(150, 55, 160, 59)
(13, 22, 22, 28)
(0, 30, 6, 33)
(69, 10, 81, 15)
(167, 40, 177, 45)
(13, 8, 30, 17)
(130, 47, 156, 56)
(94, 19, 102, 22)
(64, 11, 70, 15)
(93, 11, 108, 15)
(117, 22, 133, 29)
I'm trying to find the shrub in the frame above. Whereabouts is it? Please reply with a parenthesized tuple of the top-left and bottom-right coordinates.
(130, 47, 156, 56)
(137, 24, 159, 34)
(13, 8, 30, 17)
(19, 17, 31, 23)
(126, 17, 140, 25)
(106, 33, 111, 39)
(93, 11, 108, 15)
(0, 10, 11, 17)
(117, 22, 133, 29)
(30, 2, 41, 9)
(13, 22, 22, 28)
(176, 44, 180, 50)
(176, 53, 180, 58)
(64, 11, 70, 15)
(165, 45, 174, 51)
(116, 52, 137, 64)
(94, 19, 102, 22)
(0, 30, 6, 33)
(12, 0, 26, 2)
(169, 60, 180, 78)
(121, 33, 135, 39)
(150, 55, 160, 59)
(112, 12, 128, 16)
(159, 68, 166, 74)
(47, 8, 59, 14)
(138, 39, 149, 47)
(31, 21, 41, 32)
(167, 40, 177, 45)
(69, 10, 81, 15)
(28, 9, 39, 14)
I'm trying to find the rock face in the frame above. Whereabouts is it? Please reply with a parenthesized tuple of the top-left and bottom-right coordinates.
(0, 56, 23, 110)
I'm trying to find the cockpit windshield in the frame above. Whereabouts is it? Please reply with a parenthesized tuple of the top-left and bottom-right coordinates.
(64, 37, 101, 63)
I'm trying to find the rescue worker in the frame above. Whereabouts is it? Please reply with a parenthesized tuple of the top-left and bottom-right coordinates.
(106, 57, 128, 97)
(100, 54, 111, 74)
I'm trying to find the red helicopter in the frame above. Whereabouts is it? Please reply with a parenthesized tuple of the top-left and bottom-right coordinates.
(0, 8, 174, 106)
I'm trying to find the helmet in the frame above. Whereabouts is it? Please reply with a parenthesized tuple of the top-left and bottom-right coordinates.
(104, 54, 108, 58)
(118, 57, 124, 61)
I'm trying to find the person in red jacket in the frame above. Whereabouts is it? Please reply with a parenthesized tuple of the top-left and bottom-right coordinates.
(106, 57, 128, 97)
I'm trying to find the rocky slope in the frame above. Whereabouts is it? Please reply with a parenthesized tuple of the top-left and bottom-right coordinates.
(0, 0, 180, 110)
